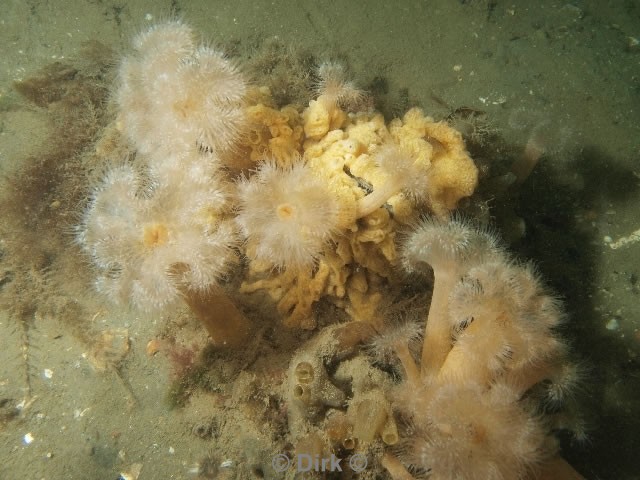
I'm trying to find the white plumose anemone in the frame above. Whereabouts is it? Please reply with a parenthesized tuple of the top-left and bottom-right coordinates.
(77, 163, 237, 311)
(116, 22, 247, 157)
(236, 160, 341, 270)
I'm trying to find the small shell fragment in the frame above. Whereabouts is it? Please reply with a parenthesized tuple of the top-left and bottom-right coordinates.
(605, 318, 620, 331)
(118, 463, 142, 480)
(145, 338, 161, 357)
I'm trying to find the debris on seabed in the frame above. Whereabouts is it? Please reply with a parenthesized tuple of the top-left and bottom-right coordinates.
(605, 227, 640, 249)
(605, 318, 620, 331)
(145, 338, 161, 357)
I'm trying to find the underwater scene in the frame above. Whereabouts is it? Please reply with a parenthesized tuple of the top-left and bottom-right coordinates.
(0, 0, 639, 479)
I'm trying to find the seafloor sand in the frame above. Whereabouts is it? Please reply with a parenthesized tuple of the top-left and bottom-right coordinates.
(0, 1, 639, 479)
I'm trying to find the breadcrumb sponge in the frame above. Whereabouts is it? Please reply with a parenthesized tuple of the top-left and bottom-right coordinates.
(240, 87, 481, 327)
(246, 100, 304, 165)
